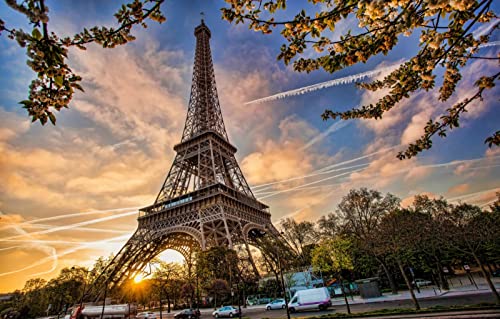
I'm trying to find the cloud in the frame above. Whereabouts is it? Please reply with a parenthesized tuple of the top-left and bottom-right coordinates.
(241, 116, 320, 185)
(447, 183, 470, 195)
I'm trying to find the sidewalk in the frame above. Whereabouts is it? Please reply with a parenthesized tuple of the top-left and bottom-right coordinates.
(330, 282, 500, 306)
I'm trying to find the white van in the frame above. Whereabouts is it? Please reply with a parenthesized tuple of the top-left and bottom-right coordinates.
(287, 287, 331, 312)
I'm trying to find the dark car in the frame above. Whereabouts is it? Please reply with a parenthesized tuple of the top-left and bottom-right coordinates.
(492, 269, 500, 277)
(174, 309, 201, 319)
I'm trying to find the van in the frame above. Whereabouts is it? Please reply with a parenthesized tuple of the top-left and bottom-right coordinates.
(287, 287, 331, 312)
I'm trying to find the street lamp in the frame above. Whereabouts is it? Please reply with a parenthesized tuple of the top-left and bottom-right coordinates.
(250, 228, 291, 319)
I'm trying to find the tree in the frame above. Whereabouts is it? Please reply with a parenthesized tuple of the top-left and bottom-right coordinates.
(336, 188, 400, 294)
(0, 0, 166, 125)
(312, 236, 354, 314)
(222, 0, 499, 158)
(410, 195, 453, 290)
(443, 203, 500, 303)
(279, 217, 318, 266)
(153, 261, 184, 313)
(376, 209, 422, 310)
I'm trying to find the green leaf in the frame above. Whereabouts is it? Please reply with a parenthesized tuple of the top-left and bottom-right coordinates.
(71, 83, 85, 92)
(48, 112, 56, 125)
(54, 76, 64, 87)
(32, 28, 42, 40)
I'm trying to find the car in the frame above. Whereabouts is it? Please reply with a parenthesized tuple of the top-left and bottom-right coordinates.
(174, 308, 201, 319)
(412, 279, 432, 287)
(265, 299, 286, 310)
(136, 312, 157, 319)
(212, 306, 240, 318)
(492, 269, 500, 277)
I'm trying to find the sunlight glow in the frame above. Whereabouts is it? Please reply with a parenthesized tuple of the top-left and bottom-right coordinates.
(134, 273, 144, 283)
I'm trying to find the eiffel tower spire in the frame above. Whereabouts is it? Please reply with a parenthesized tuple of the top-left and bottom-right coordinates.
(154, 20, 254, 203)
(181, 19, 228, 141)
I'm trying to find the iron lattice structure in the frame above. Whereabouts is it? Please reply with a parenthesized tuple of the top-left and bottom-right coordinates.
(87, 21, 278, 298)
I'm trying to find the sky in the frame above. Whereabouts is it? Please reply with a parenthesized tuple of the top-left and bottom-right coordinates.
(0, 1, 499, 293)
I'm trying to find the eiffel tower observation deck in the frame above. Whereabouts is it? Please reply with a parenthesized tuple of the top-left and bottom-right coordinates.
(87, 20, 277, 294)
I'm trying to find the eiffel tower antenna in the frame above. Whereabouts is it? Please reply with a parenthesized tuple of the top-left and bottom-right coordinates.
(83, 21, 279, 300)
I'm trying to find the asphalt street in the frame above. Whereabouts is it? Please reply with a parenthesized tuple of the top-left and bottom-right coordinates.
(152, 292, 498, 319)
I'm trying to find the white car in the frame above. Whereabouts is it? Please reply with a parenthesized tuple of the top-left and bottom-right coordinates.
(136, 312, 157, 319)
(212, 306, 240, 318)
(412, 279, 432, 287)
(265, 299, 286, 310)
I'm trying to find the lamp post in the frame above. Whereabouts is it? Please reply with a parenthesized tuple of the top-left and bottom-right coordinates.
(251, 228, 290, 319)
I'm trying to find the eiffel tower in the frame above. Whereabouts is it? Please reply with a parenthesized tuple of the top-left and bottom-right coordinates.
(87, 20, 277, 296)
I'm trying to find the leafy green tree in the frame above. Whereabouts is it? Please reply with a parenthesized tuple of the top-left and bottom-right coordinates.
(222, 0, 499, 158)
(20, 278, 49, 318)
(0, 0, 166, 125)
(312, 236, 354, 314)
(153, 261, 185, 312)
(336, 188, 400, 294)
(279, 218, 319, 266)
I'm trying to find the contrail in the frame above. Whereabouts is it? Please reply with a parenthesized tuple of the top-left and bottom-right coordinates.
(245, 42, 500, 105)
(258, 156, 499, 200)
(473, 20, 499, 37)
(317, 146, 400, 173)
(19, 224, 132, 234)
(245, 63, 401, 105)
(447, 187, 500, 202)
(252, 163, 368, 192)
(300, 120, 350, 151)
(0, 211, 57, 277)
(258, 169, 365, 200)
(0, 206, 141, 231)
(0, 234, 130, 277)
(2, 210, 137, 241)
(275, 186, 341, 223)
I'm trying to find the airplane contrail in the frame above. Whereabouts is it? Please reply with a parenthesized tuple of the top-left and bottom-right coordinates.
(258, 169, 365, 200)
(257, 157, 500, 200)
(245, 42, 500, 105)
(15, 223, 132, 234)
(1, 210, 138, 241)
(245, 63, 402, 105)
(252, 163, 368, 192)
(0, 211, 57, 277)
(0, 206, 141, 231)
(300, 120, 350, 151)
(0, 234, 130, 277)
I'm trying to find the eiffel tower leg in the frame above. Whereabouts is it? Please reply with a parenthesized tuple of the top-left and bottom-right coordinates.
(243, 236, 260, 278)
(198, 212, 207, 250)
(221, 207, 233, 249)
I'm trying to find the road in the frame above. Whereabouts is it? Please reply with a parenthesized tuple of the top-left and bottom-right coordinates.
(145, 292, 498, 319)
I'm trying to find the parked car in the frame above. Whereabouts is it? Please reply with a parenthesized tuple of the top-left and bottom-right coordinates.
(136, 312, 157, 319)
(174, 308, 201, 319)
(265, 299, 286, 310)
(412, 279, 432, 287)
(492, 269, 500, 277)
(212, 306, 240, 318)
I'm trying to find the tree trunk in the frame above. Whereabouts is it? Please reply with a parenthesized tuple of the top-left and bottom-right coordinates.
(339, 278, 351, 314)
(435, 257, 449, 290)
(167, 294, 171, 313)
(376, 256, 398, 294)
(396, 259, 420, 310)
(472, 253, 500, 304)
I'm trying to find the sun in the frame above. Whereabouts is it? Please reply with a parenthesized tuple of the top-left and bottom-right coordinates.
(133, 273, 144, 283)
